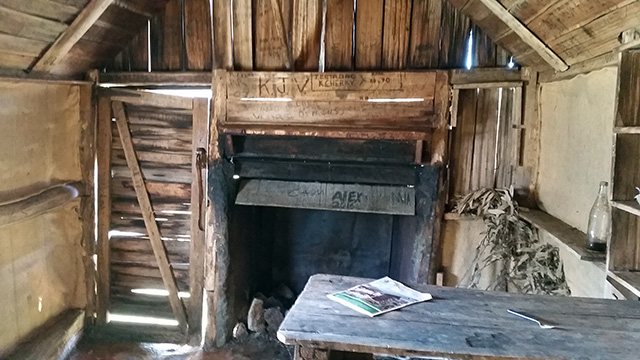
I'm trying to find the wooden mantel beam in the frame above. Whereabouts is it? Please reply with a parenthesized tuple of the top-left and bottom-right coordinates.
(31, 0, 114, 73)
(477, 0, 569, 72)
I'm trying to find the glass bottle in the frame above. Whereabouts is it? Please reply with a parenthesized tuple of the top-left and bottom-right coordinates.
(586, 181, 611, 252)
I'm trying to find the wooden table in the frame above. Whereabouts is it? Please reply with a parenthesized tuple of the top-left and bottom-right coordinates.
(277, 274, 640, 360)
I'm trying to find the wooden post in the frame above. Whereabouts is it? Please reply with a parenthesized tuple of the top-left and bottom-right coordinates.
(79, 83, 96, 323)
(522, 68, 540, 204)
(204, 69, 233, 348)
(510, 86, 523, 188)
(428, 71, 451, 284)
(188, 98, 209, 344)
(112, 101, 188, 332)
(95, 96, 112, 325)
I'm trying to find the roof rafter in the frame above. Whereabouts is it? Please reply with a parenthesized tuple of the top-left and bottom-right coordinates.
(477, 0, 568, 72)
(30, 0, 114, 73)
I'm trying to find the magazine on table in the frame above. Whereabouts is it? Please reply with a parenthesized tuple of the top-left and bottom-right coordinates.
(328, 277, 432, 317)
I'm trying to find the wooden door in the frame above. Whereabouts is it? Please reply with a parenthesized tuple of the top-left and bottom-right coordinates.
(96, 90, 208, 343)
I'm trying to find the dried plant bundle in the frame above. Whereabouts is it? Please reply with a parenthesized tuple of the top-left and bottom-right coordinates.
(454, 187, 570, 296)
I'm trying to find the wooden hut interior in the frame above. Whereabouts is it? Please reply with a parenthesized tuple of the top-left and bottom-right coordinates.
(0, 0, 639, 359)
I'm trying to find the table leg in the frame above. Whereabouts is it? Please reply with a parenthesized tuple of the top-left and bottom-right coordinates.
(294, 345, 331, 360)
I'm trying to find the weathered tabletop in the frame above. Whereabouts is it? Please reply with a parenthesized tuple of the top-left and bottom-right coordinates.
(278, 274, 640, 360)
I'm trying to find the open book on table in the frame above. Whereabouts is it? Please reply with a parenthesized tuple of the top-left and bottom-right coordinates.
(328, 277, 432, 317)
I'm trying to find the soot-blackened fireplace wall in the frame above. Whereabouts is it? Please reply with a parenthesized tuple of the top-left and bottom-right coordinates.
(208, 136, 443, 345)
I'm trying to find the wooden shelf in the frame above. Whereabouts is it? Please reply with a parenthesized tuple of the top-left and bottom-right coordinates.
(614, 126, 640, 134)
(612, 200, 640, 217)
(443, 212, 479, 221)
(608, 52, 640, 288)
(607, 271, 640, 299)
(519, 209, 606, 263)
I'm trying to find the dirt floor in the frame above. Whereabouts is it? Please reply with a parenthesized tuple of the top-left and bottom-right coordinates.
(68, 333, 435, 360)
(68, 333, 293, 360)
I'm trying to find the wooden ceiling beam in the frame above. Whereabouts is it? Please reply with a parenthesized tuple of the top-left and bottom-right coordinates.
(30, 0, 114, 73)
(539, 52, 620, 83)
(449, 68, 523, 85)
(0, 67, 90, 84)
(477, 0, 568, 72)
(99, 71, 212, 86)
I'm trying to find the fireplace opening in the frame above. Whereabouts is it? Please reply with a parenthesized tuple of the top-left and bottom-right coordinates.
(237, 207, 394, 298)
(213, 136, 443, 341)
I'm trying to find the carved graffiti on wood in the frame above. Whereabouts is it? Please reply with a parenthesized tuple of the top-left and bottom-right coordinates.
(227, 71, 436, 100)
(236, 179, 415, 215)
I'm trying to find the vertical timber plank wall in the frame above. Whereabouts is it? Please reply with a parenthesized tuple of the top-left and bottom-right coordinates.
(381, 0, 411, 69)
(104, 0, 516, 348)
(108, 0, 510, 72)
(185, 0, 213, 70)
(354, 0, 384, 70)
(325, 0, 354, 71)
(0, 82, 87, 355)
(253, 0, 290, 70)
(409, 0, 442, 68)
(291, 0, 322, 70)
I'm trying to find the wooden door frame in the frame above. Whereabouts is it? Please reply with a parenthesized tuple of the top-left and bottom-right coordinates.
(95, 89, 209, 342)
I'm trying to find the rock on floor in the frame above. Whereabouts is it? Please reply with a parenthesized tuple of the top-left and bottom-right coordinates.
(264, 308, 284, 334)
(247, 298, 265, 333)
(233, 322, 249, 339)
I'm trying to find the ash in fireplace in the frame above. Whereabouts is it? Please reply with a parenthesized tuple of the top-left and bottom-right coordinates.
(214, 332, 293, 360)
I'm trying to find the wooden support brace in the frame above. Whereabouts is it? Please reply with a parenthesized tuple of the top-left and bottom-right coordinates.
(477, 0, 568, 72)
(31, 0, 115, 72)
(112, 101, 188, 332)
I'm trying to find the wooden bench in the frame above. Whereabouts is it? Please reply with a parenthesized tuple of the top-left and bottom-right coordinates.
(278, 274, 640, 360)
